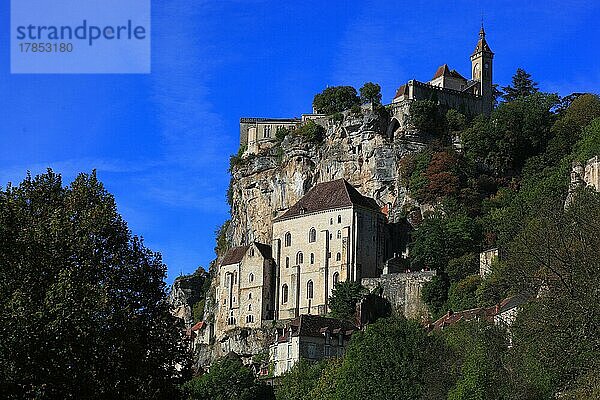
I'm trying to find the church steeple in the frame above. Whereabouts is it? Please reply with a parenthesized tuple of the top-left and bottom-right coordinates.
(470, 24, 494, 115)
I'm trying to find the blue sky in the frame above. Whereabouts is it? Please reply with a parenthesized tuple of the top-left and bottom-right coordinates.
(1, 0, 599, 284)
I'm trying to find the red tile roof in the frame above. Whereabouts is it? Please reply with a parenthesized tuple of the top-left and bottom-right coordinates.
(274, 179, 380, 222)
(394, 84, 408, 98)
(431, 64, 467, 81)
(191, 321, 206, 331)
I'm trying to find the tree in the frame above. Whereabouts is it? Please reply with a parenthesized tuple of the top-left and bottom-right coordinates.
(0, 170, 190, 399)
(501, 68, 538, 102)
(443, 321, 510, 400)
(312, 86, 360, 115)
(185, 355, 274, 400)
(448, 274, 482, 311)
(333, 317, 453, 400)
(359, 82, 382, 105)
(275, 359, 327, 400)
(408, 99, 445, 133)
(328, 281, 367, 320)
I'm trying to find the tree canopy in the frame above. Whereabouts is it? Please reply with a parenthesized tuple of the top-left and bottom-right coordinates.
(501, 68, 539, 102)
(0, 170, 190, 399)
(312, 86, 360, 115)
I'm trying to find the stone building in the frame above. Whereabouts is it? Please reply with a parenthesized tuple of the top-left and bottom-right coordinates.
(269, 314, 356, 376)
(271, 179, 386, 319)
(391, 25, 494, 118)
(215, 242, 275, 336)
(239, 118, 301, 156)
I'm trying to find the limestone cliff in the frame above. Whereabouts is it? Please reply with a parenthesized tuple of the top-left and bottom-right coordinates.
(227, 107, 424, 248)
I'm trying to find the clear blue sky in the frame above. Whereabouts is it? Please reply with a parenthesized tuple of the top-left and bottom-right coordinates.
(1, 1, 599, 284)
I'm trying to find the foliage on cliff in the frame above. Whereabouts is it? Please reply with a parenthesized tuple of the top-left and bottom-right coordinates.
(0, 170, 190, 399)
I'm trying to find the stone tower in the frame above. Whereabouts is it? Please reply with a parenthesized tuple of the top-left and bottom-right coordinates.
(470, 24, 494, 115)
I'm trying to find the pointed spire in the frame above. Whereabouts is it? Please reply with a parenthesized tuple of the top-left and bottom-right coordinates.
(479, 22, 486, 39)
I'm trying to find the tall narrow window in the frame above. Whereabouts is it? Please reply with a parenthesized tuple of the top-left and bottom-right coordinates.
(248, 273, 254, 283)
(264, 125, 271, 138)
(284, 232, 291, 247)
(286, 257, 290, 268)
(308, 228, 317, 243)
(336, 252, 341, 261)
(282, 284, 289, 303)
(337, 215, 341, 223)
(333, 272, 339, 286)
(310, 253, 314, 264)
(296, 252, 304, 265)
(307, 280, 313, 299)
(337, 230, 341, 239)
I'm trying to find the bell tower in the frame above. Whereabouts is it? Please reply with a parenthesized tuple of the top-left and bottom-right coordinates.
(470, 24, 494, 115)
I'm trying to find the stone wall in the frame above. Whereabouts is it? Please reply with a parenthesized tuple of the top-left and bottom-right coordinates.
(361, 271, 435, 321)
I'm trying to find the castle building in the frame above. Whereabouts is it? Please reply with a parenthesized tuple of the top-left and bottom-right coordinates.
(271, 179, 386, 320)
(392, 25, 494, 116)
(239, 118, 300, 156)
(215, 242, 275, 335)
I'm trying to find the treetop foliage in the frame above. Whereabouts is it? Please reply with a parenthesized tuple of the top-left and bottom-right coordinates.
(312, 86, 360, 115)
(0, 170, 190, 399)
(501, 68, 539, 102)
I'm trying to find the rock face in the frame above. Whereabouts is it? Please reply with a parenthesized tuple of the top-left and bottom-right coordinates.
(194, 108, 429, 369)
(227, 108, 424, 248)
(361, 271, 435, 321)
(168, 271, 207, 328)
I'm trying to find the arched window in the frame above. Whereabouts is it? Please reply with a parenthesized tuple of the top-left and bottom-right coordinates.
(282, 284, 289, 303)
(310, 253, 314, 264)
(285, 257, 290, 268)
(249, 248, 255, 257)
(336, 252, 341, 261)
(248, 292, 252, 300)
(246, 314, 254, 323)
(333, 272, 339, 286)
(296, 252, 304, 265)
(337, 230, 341, 239)
(248, 273, 254, 283)
(330, 218, 333, 225)
(308, 228, 317, 243)
(337, 215, 341, 223)
(307, 280, 314, 299)
(248, 304, 252, 311)
(233, 272, 237, 284)
(284, 232, 292, 247)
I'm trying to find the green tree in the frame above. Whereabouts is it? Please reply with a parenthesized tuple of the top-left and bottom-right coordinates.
(328, 281, 367, 320)
(448, 274, 482, 311)
(276, 359, 327, 400)
(501, 68, 539, 102)
(185, 355, 273, 400)
(333, 317, 453, 400)
(443, 321, 510, 400)
(359, 82, 382, 105)
(408, 99, 445, 133)
(0, 170, 190, 399)
(312, 86, 360, 115)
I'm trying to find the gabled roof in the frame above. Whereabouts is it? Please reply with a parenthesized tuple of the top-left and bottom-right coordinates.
(220, 242, 273, 266)
(277, 315, 357, 341)
(432, 64, 467, 81)
(394, 84, 408, 98)
(220, 245, 250, 266)
(274, 179, 381, 222)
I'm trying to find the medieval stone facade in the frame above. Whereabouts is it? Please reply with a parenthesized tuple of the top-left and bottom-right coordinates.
(215, 242, 275, 335)
(214, 179, 391, 339)
(392, 25, 494, 116)
(272, 179, 386, 320)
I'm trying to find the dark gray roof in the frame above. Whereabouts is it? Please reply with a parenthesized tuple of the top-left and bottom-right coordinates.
(274, 179, 381, 222)
(220, 242, 272, 266)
